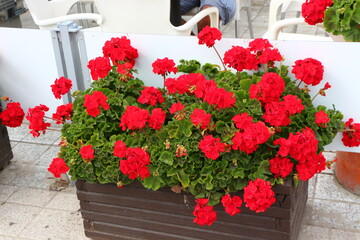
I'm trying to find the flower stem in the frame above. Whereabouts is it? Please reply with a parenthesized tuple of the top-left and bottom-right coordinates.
(213, 46, 227, 71)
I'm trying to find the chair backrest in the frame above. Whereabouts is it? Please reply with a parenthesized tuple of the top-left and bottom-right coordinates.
(24, 0, 79, 22)
(268, 0, 304, 30)
(92, 0, 217, 35)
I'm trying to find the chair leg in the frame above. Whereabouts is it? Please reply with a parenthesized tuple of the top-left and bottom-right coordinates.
(246, 0, 254, 39)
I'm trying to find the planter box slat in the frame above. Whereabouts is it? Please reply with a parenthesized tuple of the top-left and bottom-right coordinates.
(0, 123, 13, 170)
(81, 201, 279, 231)
(82, 211, 290, 240)
(77, 180, 308, 240)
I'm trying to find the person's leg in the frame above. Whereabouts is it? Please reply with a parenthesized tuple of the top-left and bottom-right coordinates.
(199, 0, 236, 28)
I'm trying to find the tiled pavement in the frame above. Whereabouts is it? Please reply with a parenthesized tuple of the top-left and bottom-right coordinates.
(1, 1, 360, 239)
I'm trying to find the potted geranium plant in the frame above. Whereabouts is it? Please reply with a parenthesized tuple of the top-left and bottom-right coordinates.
(301, 0, 360, 42)
(1, 27, 359, 239)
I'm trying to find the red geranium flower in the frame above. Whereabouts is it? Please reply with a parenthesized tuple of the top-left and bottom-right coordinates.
(0, 102, 25, 127)
(48, 158, 69, 178)
(120, 147, 151, 180)
(249, 72, 285, 104)
(79, 145, 95, 162)
(152, 57, 178, 76)
(232, 112, 253, 129)
(87, 56, 112, 81)
(192, 198, 217, 226)
(102, 36, 138, 65)
(221, 194, 242, 216)
(342, 118, 360, 147)
(190, 108, 211, 129)
(114, 140, 127, 158)
(296, 152, 326, 181)
(137, 86, 164, 106)
(52, 103, 73, 124)
(243, 178, 276, 213)
(26, 104, 51, 137)
(148, 108, 166, 130)
(197, 26, 222, 48)
(169, 102, 185, 114)
(292, 58, 324, 86)
(315, 110, 330, 127)
(51, 77, 72, 99)
(223, 46, 258, 72)
(302, 0, 333, 25)
(203, 86, 236, 109)
(119, 106, 149, 130)
(83, 91, 110, 117)
(199, 135, 225, 160)
(269, 156, 294, 178)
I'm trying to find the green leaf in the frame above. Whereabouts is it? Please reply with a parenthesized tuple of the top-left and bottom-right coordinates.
(177, 170, 190, 188)
(143, 175, 165, 191)
(159, 151, 173, 165)
(175, 120, 193, 138)
(240, 78, 252, 91)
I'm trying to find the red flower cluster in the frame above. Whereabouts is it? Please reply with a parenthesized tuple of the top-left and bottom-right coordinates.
(232, 113, 270, 154)
(197, 26, 222, 48)
(199, 135, 225, 160)
(119, 147, 151, 180)
(190, 108, 211, 129)
(0, 102, 25, 127)
(274, 127, 325, 180)
(302, 0, 333, 25)
(52, 103, 73, 124)
(249, 72, 285, 104)
(292, 58, 324, 86)
(223, 46, 258, 72)
(262, 95, 304, 127)
(51, 77, 72, 99)
(269, 156, 294, 178)
(248, 38, 282, 67)
(165, 73, 235, 109)
(87, 56, 112, 81)
(83, 91, 110, 117)
(148, 108, 166, 130)
(120, 106, 149, 130)
(26, 104, 51, 137)
(79, 145, 95, 162)
(192, 198, 217, 226)
(137, 86, 164, 106)
(315, 110, 330, 127)
(221, 194, 242, 216)
(342, 118, 360, 147)
(224, 38, 282, 71)
(102, 37, 138, 66)
(243, 178, 276, 213)
(169, 102, 184, 114)
(119, 106, 165, 131)
(114, 140, 127, 158)
(48, 158, 69, 178)
(152, 57, 178, 76)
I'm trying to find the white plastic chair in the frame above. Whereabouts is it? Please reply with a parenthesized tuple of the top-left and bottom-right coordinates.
(234, 0, 254, 38)
(24, 0, 102, 30)
(263, 0, 332, 41)
(92, 0, 219, 36)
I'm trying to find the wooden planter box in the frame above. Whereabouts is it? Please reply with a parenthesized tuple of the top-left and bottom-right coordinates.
(76, 179, 308, 240)
(0, 100, 13, 170)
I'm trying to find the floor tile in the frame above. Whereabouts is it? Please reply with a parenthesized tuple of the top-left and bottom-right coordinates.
(46, 192, 81, 212)
(18, 209, 89, 240)
(315, 173, 360, 203)
(7, 187, 56, 207)
(308, 199, 360, 231)
(0, 185, 19, 201)
(0, 203, 41, 237)
(6, 124, 30, 142)
(329, 229, 360, 240)
(298, 225, 331, 240)
(21, 129, 62, 145)
(34, 145, 61, 167)
(11, 142, 50, 165)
